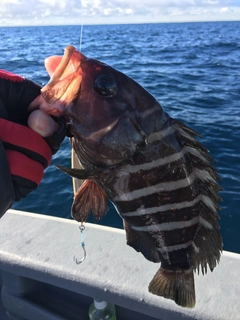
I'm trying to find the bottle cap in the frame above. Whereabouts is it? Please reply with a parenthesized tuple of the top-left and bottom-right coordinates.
(94, 299, 107, 310)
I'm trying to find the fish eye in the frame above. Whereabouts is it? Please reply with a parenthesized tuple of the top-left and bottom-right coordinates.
(94, 74, 117, 97)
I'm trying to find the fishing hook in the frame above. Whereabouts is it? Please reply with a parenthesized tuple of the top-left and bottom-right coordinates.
(73, 224, 86, 264)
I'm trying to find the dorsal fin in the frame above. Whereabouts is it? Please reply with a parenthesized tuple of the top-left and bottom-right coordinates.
(72, 179, 108, 222)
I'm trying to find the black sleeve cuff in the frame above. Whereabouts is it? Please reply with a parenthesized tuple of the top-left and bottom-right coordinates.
(13, 78, 41, 126)
(20, 78, 42, 112)
(0, 76, 41, 126)
(0, 140, 14, 218)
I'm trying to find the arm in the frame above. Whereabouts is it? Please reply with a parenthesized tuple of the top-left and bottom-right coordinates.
(0, 139, 14, 216)
(0, 70, 65, 217)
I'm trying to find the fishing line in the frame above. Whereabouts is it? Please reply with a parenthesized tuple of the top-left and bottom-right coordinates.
(72, 1, 85, 265)
(79, 0, 83, 51)
(80, 24, 84, 52)
(73, 223, 86, 264)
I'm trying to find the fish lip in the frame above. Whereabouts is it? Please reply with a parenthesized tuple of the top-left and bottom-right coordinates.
(42, 45, 87, 88)
(43, 45, 77, 86)
(40, 46, 87, 117)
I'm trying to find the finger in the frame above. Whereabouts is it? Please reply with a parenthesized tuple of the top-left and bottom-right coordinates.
(28, 110, 60, 137)
(28, 95, 46, 111)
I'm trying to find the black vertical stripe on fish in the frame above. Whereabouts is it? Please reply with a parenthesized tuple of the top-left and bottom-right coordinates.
(43, 46, 222, 309)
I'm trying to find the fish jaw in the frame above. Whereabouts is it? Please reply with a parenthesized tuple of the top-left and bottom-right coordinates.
(40, 45, 86, 117)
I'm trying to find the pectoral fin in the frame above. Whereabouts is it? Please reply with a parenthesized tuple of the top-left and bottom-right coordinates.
(72, 179, 108, 222)
(55, 164, 101, 180)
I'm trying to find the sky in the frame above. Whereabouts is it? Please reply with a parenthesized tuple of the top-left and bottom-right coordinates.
(0, 0, 239, 27)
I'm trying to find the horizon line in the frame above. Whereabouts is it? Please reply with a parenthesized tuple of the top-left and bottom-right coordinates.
(0, 19, 239, 28)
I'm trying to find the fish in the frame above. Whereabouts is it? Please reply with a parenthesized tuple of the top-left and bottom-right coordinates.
(40, 45, 222, 308)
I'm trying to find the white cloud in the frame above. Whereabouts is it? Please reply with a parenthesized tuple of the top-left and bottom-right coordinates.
(0, 0, 239, 26)
(221, 7, 229, 12)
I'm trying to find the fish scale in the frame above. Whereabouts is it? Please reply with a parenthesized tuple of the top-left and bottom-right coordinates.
(97, 123, 206, 263)
(41, 45, 222, 309)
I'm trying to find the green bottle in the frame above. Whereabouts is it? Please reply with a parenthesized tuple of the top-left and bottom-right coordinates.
(88, 299, 116, 320)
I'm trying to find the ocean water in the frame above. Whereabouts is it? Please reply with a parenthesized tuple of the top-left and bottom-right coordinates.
(0, 21, 239, 254)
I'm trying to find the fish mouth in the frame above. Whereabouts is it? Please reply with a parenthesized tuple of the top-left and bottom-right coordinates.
(40, 45, 86, 117)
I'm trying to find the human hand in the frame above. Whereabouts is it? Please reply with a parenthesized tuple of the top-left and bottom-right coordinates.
(28, 95, 67, 154)
(0, 70, 66, 216)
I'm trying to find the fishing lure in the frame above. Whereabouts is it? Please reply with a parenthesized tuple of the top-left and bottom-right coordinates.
(74, 223, 86, 264)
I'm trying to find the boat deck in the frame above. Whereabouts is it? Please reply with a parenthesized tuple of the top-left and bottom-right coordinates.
(0, 209, 239, 320)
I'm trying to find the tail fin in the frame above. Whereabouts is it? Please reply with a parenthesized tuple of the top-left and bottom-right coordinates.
(148, 267, 195, 308)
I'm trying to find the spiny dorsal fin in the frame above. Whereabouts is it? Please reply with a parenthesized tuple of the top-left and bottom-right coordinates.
(72, 179, 108, 222)
(149, 267, 196, 308)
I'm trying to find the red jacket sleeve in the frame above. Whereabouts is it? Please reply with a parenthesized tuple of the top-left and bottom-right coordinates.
(0, 70, 43, 216)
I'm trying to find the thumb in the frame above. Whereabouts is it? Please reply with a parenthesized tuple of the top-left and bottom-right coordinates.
(28, 110, 60, 137)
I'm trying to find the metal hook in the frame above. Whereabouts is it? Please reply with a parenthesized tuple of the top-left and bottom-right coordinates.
(73, 224, 86, 264)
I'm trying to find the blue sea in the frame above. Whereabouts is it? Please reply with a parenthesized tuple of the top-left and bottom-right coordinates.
(1, 21, 239, 254)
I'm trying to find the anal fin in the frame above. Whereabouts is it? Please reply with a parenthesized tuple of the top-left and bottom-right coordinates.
(72, 179, 108, 222)
(149, 267, 196, 308)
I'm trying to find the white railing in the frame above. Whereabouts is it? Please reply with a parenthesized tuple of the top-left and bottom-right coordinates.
(0, 210, 239, 320)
